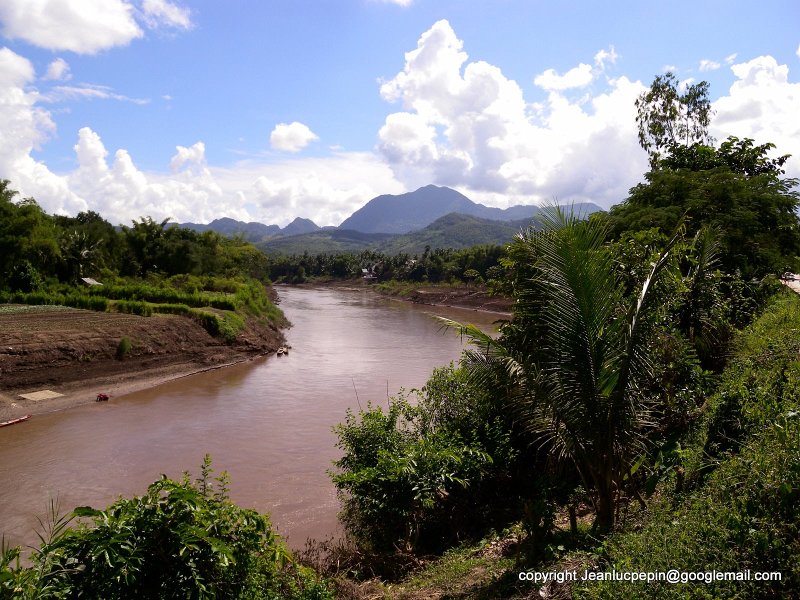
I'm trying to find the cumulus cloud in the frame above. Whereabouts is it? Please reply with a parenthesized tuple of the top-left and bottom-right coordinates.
(270, 121, 319, 152)
(725, 53, 738, 64)
(0, 0, 142, 54)
(0, 0, 192, 54)
(0, 45, 399, 226)
(170, 141, 205, 172)
(534, 63, 593, 91)
(43, 58, 71, 81)
(0, 48, 86, 214)
(699, 59, 721, 71)
(712, 55, 800, 178)
(377, 20, 647, 208)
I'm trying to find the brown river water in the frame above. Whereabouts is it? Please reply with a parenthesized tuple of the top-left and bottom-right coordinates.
(0, 287, 501, 551)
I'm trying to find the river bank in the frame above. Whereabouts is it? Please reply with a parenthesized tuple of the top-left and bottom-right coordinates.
(0, 306, 285, 422)
(0, 280, 505, 423)
(285, 279, 513, 316)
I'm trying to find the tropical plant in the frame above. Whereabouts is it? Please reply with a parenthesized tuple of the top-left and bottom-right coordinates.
(444, 207, 679, 531)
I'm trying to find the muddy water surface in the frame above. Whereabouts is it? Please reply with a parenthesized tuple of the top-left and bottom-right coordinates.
(0, 287, 501, 549)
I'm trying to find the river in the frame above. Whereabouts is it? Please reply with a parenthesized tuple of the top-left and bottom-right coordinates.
(0, 287, 502, 550)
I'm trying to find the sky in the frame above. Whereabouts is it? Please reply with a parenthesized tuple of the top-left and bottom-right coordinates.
(1, 0, 799, 227)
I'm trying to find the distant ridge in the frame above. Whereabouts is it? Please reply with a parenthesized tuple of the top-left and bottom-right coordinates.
(178, 216, 319, 242)
(338, 184, 602, 234)
(177, 185, 603, 250)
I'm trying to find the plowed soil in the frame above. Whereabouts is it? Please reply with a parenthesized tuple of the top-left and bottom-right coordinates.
(0, 306, 284, 420)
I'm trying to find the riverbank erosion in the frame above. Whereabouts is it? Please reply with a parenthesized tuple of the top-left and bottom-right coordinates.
(0, 306, 285, 421)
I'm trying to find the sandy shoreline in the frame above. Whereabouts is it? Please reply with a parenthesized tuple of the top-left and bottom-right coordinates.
(0, 354, 273, 423)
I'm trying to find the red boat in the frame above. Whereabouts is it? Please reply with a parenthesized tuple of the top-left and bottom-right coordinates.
(0, 414, 31, 428)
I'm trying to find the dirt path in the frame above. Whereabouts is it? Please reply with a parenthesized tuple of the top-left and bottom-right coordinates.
(0, 306, 284, 421)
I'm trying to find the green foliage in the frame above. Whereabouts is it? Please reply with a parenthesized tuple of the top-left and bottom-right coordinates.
(115, 336, 132, 360)
(0, 459, 332, 600)
(190, 309, 245, 342)
(607, 153, 800, 278)
(635, 72, 714, 166)
(451, 207, 680, 532)
(576, 294, 800, 598)
(331, 365, 519, 555)
(114, 299, 153, 317)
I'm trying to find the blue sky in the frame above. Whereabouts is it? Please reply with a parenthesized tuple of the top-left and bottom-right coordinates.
(1, 0, 798, 226)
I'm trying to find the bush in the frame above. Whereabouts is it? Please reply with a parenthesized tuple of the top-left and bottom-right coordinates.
(115, 336, 132, 360)
(190, 309, 245, 342)
(576, 290, 800, 599)
(152, 302, 191, 315)
(114, 299, 153, 316)
(0, 459, 333, 599)
(330, 366, 521, 555)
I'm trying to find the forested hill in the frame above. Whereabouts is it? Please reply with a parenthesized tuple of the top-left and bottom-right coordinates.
(339, 184, 603, 233)
(257, 212, 537, 255)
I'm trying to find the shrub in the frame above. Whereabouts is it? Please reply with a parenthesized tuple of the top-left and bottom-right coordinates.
(152, 302, 191, 315)
(331, 366, 521, 555)
(115, 336, 132, 360)
(0, 459, 333, 599)
(114, 299, 152, 316)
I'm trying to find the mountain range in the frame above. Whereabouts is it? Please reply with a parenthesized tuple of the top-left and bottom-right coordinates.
(178, 185, 603, 254)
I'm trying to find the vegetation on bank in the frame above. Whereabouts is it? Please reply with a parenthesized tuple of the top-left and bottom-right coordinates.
(0, 185, 283, 341)
(319, 73, 800, 598)
(0, 459, 332, 600)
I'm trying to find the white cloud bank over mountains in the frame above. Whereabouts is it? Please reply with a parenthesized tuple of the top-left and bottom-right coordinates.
(0, 16, 798, 227)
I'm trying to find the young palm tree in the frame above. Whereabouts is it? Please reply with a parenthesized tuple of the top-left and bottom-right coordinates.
(445, 207, 678, 531)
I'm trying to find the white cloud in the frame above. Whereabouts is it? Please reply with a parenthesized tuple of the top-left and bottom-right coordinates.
(377, 20, 647, 208)
(170, 141, 205, 172)
(0, 0, 192, 54)
(534, 63, 593, 91)
(725, 53, 738, 65)
(0, 48, 86, 214)
(42, 83, 149, 105)
(1, 24, 798, 231)
(270, 121, 319, 153)
(43, 58, 71, 81)
(711, 55, 800, 179)
(699, 59, 721, 71)
(141, 0, 192, 30)
(0, 0, 142, 54)
(594, 46, 618, 70)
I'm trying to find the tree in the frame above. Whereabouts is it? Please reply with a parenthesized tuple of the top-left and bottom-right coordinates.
(607, 140, 800, 277)
(636, 72, 714, 166)
(446, 207, 679, 531)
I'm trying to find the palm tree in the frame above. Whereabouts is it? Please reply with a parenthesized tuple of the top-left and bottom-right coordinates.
(445, 207, 678, 531)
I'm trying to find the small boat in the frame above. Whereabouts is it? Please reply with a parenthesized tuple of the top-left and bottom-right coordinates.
(96, 393, 109, 402)
(0, 415, 31, 427)
(277, 346, 289, 356)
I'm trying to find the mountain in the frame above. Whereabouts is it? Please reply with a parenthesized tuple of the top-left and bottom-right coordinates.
(179, 217, 280, 242)
(259, 211, 542, 255)
(178, 217, 319, 242)
(338, 184, 602, 234)
(281, 217, 321, 236)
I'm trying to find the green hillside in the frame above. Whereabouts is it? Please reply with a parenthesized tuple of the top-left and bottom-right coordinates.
(259, 212, 539, 255)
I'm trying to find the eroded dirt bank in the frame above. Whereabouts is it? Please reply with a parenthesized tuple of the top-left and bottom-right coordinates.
(0, 307, 285, 421)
